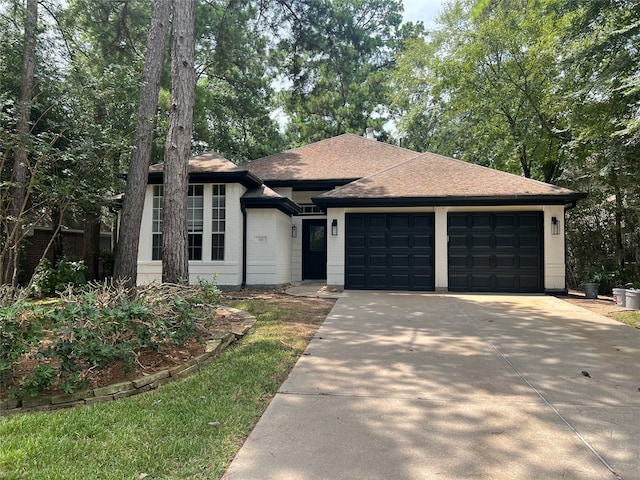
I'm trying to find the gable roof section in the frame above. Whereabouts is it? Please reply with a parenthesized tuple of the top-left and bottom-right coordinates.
(314, 152, 586, 207)
(243, 133, 420, 188)
(148, 151, 261, 188)
(241, 184, 301, 215)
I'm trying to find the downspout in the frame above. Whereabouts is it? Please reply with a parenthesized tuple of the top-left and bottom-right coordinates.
(241, 203, 247, 288)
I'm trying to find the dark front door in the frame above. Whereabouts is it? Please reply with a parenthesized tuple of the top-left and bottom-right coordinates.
(302, 219, 327, 280)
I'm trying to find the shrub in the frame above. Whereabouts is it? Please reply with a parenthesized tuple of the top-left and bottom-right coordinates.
(30, 258, 87, 297)
(2, 279, 222, 398)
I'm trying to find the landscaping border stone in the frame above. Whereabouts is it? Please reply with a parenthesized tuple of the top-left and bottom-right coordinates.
(0, 307, 256, 416)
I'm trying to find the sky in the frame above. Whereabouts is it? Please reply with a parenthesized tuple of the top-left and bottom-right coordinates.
(402, 0, 446, 28)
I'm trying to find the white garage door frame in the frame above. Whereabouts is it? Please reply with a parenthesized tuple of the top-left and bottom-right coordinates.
(325, 205, 568, 293)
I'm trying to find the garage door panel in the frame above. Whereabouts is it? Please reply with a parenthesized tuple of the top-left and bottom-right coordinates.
(495, 275, 517, 289)
(368, 216, 387, 229)
(496, 255, 516, 268)
(495, 216, 516, 228)
(369, 274, 389, 288)
(519, 275, 542, 289)
(413, 275, 434, 289)
(391, 274, 410, 288)
(347, 234, 366, 248)
(390, 216, 410, 229)
(369, 255, 386, 268)
(413, 235, 432, 248)
(448, 212, 543, 293)
(470, 274, 493, 288)
(391, 255, 410, 267)
(519, 255, 541, 269)
(413, 255, 432, 268)
(347, 254, 365, 267)
(519, 235, 541, 248)
(496, 235, 515, 247)
(471, 215, 492, 229)
(390, 235, 409, 248)
(346, 213, 434, 291)
(368, 235, 387, 248)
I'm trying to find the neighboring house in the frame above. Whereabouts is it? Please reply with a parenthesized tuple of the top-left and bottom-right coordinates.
(137, 134, 586, 293)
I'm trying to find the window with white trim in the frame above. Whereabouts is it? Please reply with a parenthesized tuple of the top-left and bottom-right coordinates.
(151, 184, 208, 261)
(187, 185, 204, 260)
(211, 184, 225, 260)
(151, 185, 163, 261)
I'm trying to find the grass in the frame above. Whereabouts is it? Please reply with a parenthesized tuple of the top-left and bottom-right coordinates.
(609, 310, 640, 329)
(0, 297, 333, 480)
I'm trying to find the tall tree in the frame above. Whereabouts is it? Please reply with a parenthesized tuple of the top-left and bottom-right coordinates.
(3, 0, 37, 286)
(113, 0, 172, 287)
(275, 0, 411, 144)
(558, 0, 640, 285)
(162, 0, 195, 284)
(392, 0, 570, 182)
(192, 1, 285, 163)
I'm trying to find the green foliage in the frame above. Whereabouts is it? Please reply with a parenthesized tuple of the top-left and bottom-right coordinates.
(19, 365, 57, 398)
(390, 0, 640, 288)
(0, 301, 46, 383)
(0, 296, 329, 480)
(30, 258, 88, 297)
(274, 0, 416, 144)
(1, 280, 222, 399)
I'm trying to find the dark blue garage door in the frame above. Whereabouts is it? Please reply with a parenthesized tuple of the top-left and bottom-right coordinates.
(345, 213, 435, 291)
(448, 212, 543, 293)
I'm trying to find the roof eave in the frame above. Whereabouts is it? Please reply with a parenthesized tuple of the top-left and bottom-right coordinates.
(240, 196, 302, 216)
(148, 170, 262, 188)
(313, 193, 588, 208)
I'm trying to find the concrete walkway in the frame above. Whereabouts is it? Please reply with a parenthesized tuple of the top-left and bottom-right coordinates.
(223, 292, 640, 480)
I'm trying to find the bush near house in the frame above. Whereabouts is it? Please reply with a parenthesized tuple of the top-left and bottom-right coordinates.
(0, 280, 221, 400)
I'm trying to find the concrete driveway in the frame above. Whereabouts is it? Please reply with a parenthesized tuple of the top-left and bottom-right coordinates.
(223, 292, 640, 480)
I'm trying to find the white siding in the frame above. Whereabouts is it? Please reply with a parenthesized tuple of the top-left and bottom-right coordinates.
(245, 209, 293, 286)
(326, 208, 345, 288)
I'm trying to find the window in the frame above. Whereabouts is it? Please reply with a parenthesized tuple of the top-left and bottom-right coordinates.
(151, 184, 224, 262)
(300, 204, 322, 215)
(152, 185, 163, 260)
(212, 184, 226, 260)
(188, 185, 204, 260)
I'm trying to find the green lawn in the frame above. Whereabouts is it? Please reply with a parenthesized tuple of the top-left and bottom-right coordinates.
(609, 310, 640, 329)
(0, 297, 333, 480)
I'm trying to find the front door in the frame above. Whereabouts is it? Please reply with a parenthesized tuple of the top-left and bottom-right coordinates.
(302, 219, 327, 280)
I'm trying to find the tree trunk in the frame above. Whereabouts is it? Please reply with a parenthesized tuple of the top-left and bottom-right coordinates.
(113, 0, 172, 287)
(162, 0, 195, 284)
(4, 0, 37, 286)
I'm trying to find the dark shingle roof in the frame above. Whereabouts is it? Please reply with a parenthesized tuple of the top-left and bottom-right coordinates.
(241, 184, 301, 215)
(315, 152, 585, 207)
(243, 133, 420, 182)
(149, 151, 243, 173)
(148, 151, 261, 188)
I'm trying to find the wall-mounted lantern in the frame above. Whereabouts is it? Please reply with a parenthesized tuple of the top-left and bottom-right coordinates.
(291, 225, 297, 238)
(551, 216, 560, 235)
(331, 219, 338, 236)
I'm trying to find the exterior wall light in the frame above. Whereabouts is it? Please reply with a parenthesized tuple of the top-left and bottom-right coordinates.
(331, 219, 338, 236)
(551, 216, 560, 235)
(291, 225, 297, 238)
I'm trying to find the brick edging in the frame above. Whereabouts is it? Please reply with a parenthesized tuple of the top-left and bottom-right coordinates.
(0, 307, 256, 416)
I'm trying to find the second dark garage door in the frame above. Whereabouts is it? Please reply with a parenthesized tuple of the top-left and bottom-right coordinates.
(345, 213, 434, 290)
(448, 212, 544, 293)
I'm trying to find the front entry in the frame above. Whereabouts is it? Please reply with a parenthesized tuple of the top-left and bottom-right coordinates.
(302, 219, 327, 280)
